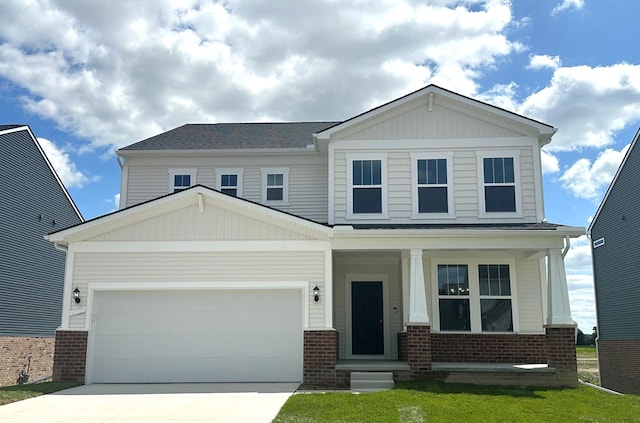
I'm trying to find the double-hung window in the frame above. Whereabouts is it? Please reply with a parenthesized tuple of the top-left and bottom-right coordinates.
(261, 168, 289, 204)
(215, 168, 243, 197)
(169, 168, 197, 193)
(412, 153, 453, 217)
(347, 154, 388, 218)
(435, 261, 515, 333)
(477, 152, 521, 216)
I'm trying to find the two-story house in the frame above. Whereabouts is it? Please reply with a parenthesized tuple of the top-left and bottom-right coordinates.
(0, 125, 83, 386)
(589, 128, 640, 395)
(47, 85, 584, 388)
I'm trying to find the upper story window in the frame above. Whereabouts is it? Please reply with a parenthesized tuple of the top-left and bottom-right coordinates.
(435, 262, 514, 333)
(347, 153, 388, 219)
(169, 168, 197, 193)
(215, 168, 244, 197)
(411, 153, 454, 218)
(261, 168, 289, 205)
(477, 152, 521, 217)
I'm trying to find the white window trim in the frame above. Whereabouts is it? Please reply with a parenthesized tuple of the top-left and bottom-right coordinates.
(346, 153, 389, 220)
(344, 273, 391, 359)
(168, 168, 197, 193)
(261, 167, 290, 205)
(476, 151, 523, 218)
(215, 168, 244, 197)
(430, 258, 519, 334)
(410, 152, 455, 219)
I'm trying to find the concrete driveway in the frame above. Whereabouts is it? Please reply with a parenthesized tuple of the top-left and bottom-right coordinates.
(0, 383, 298, 422)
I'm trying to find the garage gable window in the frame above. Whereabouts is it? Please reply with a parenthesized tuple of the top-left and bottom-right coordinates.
(216, 168, 244, 197)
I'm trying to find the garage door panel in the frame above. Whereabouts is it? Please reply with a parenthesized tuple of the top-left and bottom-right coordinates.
(89, 289, 303, 383)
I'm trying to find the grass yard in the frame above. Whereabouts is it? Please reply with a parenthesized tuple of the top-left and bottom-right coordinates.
(0, 382, 81, 406)
(274, 382, 640, 423)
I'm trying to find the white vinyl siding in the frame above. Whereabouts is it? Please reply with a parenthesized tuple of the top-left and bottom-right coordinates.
(69, 250, 327, 330)
(515, 259, 545, 333)
(123, 154, 328, 223)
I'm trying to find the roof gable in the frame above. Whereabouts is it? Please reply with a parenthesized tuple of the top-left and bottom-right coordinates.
(315, 85, 556, 145)
(48, 185, 331, 244)
(589, 127, 640, 232)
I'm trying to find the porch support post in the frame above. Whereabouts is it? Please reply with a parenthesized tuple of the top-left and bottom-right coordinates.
(546, 248, 573, 325)
(408, 249, 429, 324)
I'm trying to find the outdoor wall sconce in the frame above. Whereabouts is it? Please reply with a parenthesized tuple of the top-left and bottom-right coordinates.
(73, 287, 81, 304)
(313, 285, 320, 302)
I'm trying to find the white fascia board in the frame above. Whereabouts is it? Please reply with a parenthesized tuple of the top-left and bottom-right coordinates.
(69, 240, 330, 253)
(117, 147, 314, 158)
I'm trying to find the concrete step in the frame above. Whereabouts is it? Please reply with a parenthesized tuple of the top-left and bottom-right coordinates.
(350, 372, 394, 392)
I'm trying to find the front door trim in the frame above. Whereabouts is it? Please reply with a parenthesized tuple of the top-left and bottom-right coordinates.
(345, 273, 390, 359)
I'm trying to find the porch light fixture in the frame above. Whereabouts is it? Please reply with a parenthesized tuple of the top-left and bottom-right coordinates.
(73, 287, 81, 304)
(313, 285, 320, 302)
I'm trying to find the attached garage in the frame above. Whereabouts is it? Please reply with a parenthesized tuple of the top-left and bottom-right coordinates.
(87, 289, 303, 383)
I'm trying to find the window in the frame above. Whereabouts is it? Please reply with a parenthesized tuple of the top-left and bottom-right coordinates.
(215, 168, 243, 197)
(261, 168, 289, 204)
(434, 262, 515, 333)
(412, 153, 454, 217)
(168, 168, 197, 193)
(483, 157, 515, 212)
(438, 265, 470, 331)
(478, 264, 513, 332)
(347, 154, 388, 218)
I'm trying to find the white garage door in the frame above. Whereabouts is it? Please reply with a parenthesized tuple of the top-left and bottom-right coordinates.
(88, 289, 303, 383)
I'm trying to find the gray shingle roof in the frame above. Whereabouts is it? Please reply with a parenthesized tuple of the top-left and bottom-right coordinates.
(120, 122, 341, 151)
(0, 124, 24, 132)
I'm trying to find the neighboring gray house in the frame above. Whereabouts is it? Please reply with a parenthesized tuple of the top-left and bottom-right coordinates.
(48, 85, 583, 388)
(0, 125, 83, 386)
(589, 128, 640, 395)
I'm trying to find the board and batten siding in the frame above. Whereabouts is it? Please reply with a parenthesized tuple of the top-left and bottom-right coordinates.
(123, 153, 329, 223)
(591, 137, 640, 340)
(68, 250, 327, 330)
(0, 129, 82, 337)
(332, 146, 538, 225)
(87, 203, 315, 242)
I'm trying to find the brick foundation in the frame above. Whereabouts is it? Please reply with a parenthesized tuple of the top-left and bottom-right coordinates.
(0, 336, 55, 386)
(545, 325, 578, 387)
(598, 339, 640, 395)
(303, 330, 337, 388)
(406, 324, 432, 378)
(431, 333, 548, 363)
(52, 330, 88, 382)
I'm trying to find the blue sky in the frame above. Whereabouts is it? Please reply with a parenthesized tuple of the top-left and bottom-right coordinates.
(1, 0, 639, 332)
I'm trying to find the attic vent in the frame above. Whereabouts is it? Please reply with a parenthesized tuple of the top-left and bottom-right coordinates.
(593, 237, 605, 248)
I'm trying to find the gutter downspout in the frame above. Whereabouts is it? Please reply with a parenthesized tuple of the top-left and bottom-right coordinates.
(53, 242, 68, 253)
(561, 235, 570, 259)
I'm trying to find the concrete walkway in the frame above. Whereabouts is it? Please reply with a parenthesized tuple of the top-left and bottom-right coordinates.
(0, 383, 298, 423)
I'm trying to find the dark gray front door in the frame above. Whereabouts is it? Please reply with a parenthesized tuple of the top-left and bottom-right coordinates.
(351, 281, 384, 355)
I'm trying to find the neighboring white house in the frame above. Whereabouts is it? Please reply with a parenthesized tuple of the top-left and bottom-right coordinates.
(47, 85, 584, 387)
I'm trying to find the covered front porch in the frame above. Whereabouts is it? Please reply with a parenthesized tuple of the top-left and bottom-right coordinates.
(303, 225, 582, 388)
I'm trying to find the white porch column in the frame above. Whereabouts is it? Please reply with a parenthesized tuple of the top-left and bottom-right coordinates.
(547, 248, 574, 325)
(408, 249, 429, 324)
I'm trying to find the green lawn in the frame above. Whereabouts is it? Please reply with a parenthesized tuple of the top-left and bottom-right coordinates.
(576, 345, 597, 359)
(0, 382, 81, 406)
(274, 382, 640, 423)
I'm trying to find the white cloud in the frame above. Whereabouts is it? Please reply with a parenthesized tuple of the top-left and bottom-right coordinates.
(567, 273, 596, 331)
(541, 150, 560, 174)
(560, 145, 630, 200)
(527, 54, 561, 70)
(0, 0, 521, 151)
(37, 137, 91, 188)
(518, 64, 640, 152)
(551, 0, 585, 16)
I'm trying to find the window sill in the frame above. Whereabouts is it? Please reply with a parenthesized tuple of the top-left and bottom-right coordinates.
(411, 213, 456, 220)
(346, 213, 390, 220)
(477, 212, 524, 219)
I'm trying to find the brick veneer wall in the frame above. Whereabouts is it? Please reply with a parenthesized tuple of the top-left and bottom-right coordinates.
(406, 325, 431, 378)
(545, 325, 577, 387)
(0, 336, 55, 386)
(398, 331, 407, 361)
(598, 340, 640, 395)
(431, 333, 548, 363)
(303, 330, 337, 388)
(52, 330, 88, 382)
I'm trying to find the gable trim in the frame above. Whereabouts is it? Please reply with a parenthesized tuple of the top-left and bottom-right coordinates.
(588, 127, 640, 233)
